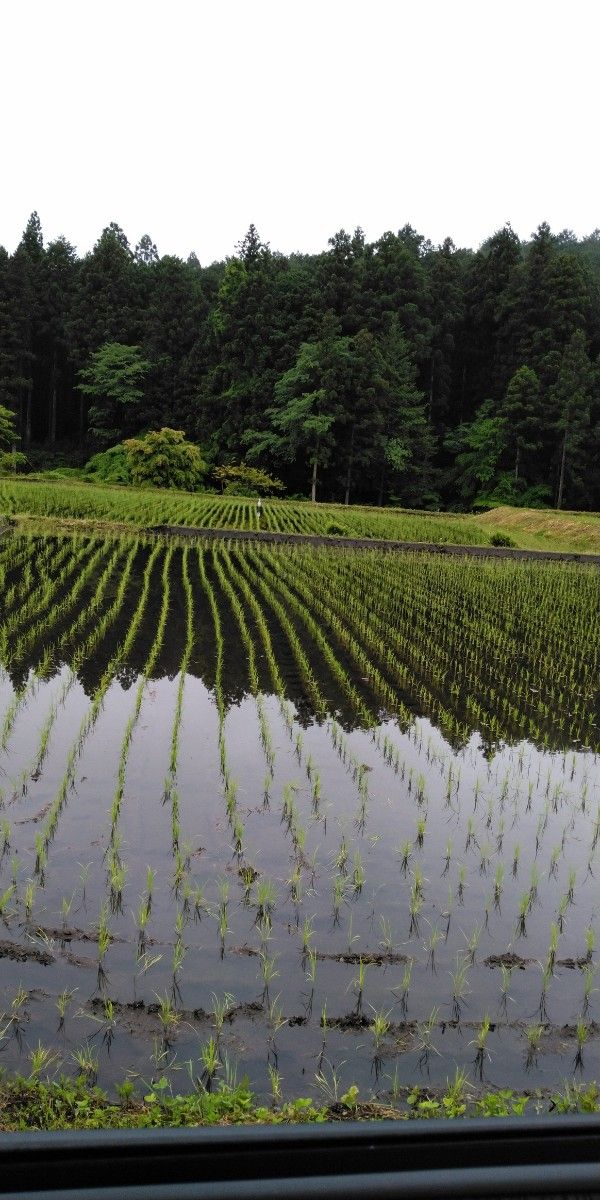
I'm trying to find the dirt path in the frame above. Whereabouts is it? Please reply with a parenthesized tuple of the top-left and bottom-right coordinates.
(147, 524, 600, 565)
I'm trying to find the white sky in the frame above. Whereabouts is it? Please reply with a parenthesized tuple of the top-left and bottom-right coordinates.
(1, 0, 598, 262)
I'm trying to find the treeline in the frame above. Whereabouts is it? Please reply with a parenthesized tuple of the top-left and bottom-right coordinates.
(1, 214, 599, 508)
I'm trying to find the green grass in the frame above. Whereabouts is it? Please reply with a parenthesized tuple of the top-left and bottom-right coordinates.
(2, 1072, 600, 1130)
(2, 477, 600, 553)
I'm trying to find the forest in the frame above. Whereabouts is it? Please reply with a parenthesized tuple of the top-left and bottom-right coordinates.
(1, 214, 599, 510)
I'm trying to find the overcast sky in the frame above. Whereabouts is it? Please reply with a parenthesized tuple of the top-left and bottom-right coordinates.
(2, 0, 598, 263)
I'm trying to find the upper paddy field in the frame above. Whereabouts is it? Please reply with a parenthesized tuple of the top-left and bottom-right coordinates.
(0, 482, 599, 1106)
(2, 476, 600, 554)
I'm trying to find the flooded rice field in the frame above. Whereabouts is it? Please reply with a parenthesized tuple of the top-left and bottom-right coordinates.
(0, 531, 599, 1102)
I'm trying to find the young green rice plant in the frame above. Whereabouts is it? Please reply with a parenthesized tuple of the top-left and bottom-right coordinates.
(528, 863, 540, 909)
(567, 867, 577, 905)
(195, 1035, 221, 1091)
(23, 878, 36, 922)
(28, 1041, 61, 1079)
(333, 833, 349, 875)
(349, 956, 366, 1015)
(496, 817, 505, 855)
(538, 961, 553, 1020)
(96, 901, 111, 984)
(369, 1005, 392, 1053)
(525, 1022, 544, 1070)
(470, 1014, 492, 1079)
(172, 934, 186, 981)
(465, 818, 477, 853)
(217, 881, 230, 953)
(268, 1063, 283, 1105)
(378, 915, 394, 956)
(465, 921, 483, 965)
(258, 949, 279, 1000)
(71, 1042, 99, 1083)
(332, 872, 348, 925)
(585, 924, 595, 963)
(512, 844, 521, 877)
(450, 954, 471, 1021)
(581, 964, 598, 1016)
(547, 922, 560, 973)
(493, 863, 505, 911)
(55, 987, 77, 1032)
(499, 963, 513, 1014)
(305, 945, 318, 986)
(415, 815, 427, 849)
(416, 1007, 441, 1071)
(409, 891, 424, 937)
(548, 844, 561, 879)
(255, 877, 276, 922)
(156, 992, 180, 1046)
(574, 1017, 588, 1071)
(133, 949, 162, 999)
(478, 840, 493, 876)
(0, 819, 10, 857)
(301, 915, 315, 959)
(394, 958, 413, 1016)
(352, 849, 366, 895)
(211, 992, 235, 1045)
(424, 924, 443, 972)
(516, 892, 529, 938)
(457, 863, 466, 904)
(557, 892, 569, 934)
(398, 840, 412, 874)
(267, 993, 287, 1040)
(0, 883, 15, 919)
(10, 854, 20, 888)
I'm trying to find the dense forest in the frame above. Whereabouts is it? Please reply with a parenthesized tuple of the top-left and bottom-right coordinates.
(1, 213, 599, 509)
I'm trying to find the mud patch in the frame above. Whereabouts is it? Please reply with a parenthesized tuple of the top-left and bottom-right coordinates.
(317, 951, 409, 965)
(0, 940, 54, 966)
(15, 803, 52, 825)
(484, 953, 534, 970)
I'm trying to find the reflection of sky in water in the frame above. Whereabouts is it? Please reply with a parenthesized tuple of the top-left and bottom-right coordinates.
(0, 657, 599, 1100)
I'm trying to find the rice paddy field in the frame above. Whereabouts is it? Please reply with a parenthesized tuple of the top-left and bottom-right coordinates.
(0, 526, 599, 1103)
(0, 478, 491, 545)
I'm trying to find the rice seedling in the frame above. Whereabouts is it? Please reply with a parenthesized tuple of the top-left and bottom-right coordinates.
(71, 1043, 99, 1082)
(349, 957, 367, 1014)
(28, 1041, 61, 1079)
(585, 925, 595, 962)
(525, 1023, 545, 1070)
(258, 949, 279, 1000)
(574, 1017, 588, 1071)
(581, 964, 598, 1015)
(470, 1014, 492, 1078)
(394, 958, 413, 1016)
(416, 1007, 441, 1070)
(55, 988, 77, 1031)
(424, 924, 443, 972)
(156, 992, 180, 1046)
(450, 955, 471, 1020)
(369, 1005, 392, 1053)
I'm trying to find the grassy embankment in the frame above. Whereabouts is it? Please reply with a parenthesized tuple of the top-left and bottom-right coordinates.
(2, 1073, 600, 1131)
(1, 477, 599, 553)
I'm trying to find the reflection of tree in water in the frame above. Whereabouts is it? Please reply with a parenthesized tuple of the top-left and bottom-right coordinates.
(1, 540, 597, 752)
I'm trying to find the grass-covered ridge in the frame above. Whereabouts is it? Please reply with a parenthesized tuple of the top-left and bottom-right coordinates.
(2, 477, 600, 552)
(2, 1072, 600, 1131)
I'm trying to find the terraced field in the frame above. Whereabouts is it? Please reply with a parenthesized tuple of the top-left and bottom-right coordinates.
(0, 529, 599, 1101)
(0, 479, 497, 544)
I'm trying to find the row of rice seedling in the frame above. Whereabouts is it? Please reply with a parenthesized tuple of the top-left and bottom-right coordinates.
(1, 539, 134, 790)
(0, 533, 598, 1099)
(1, 478, 491, 545)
